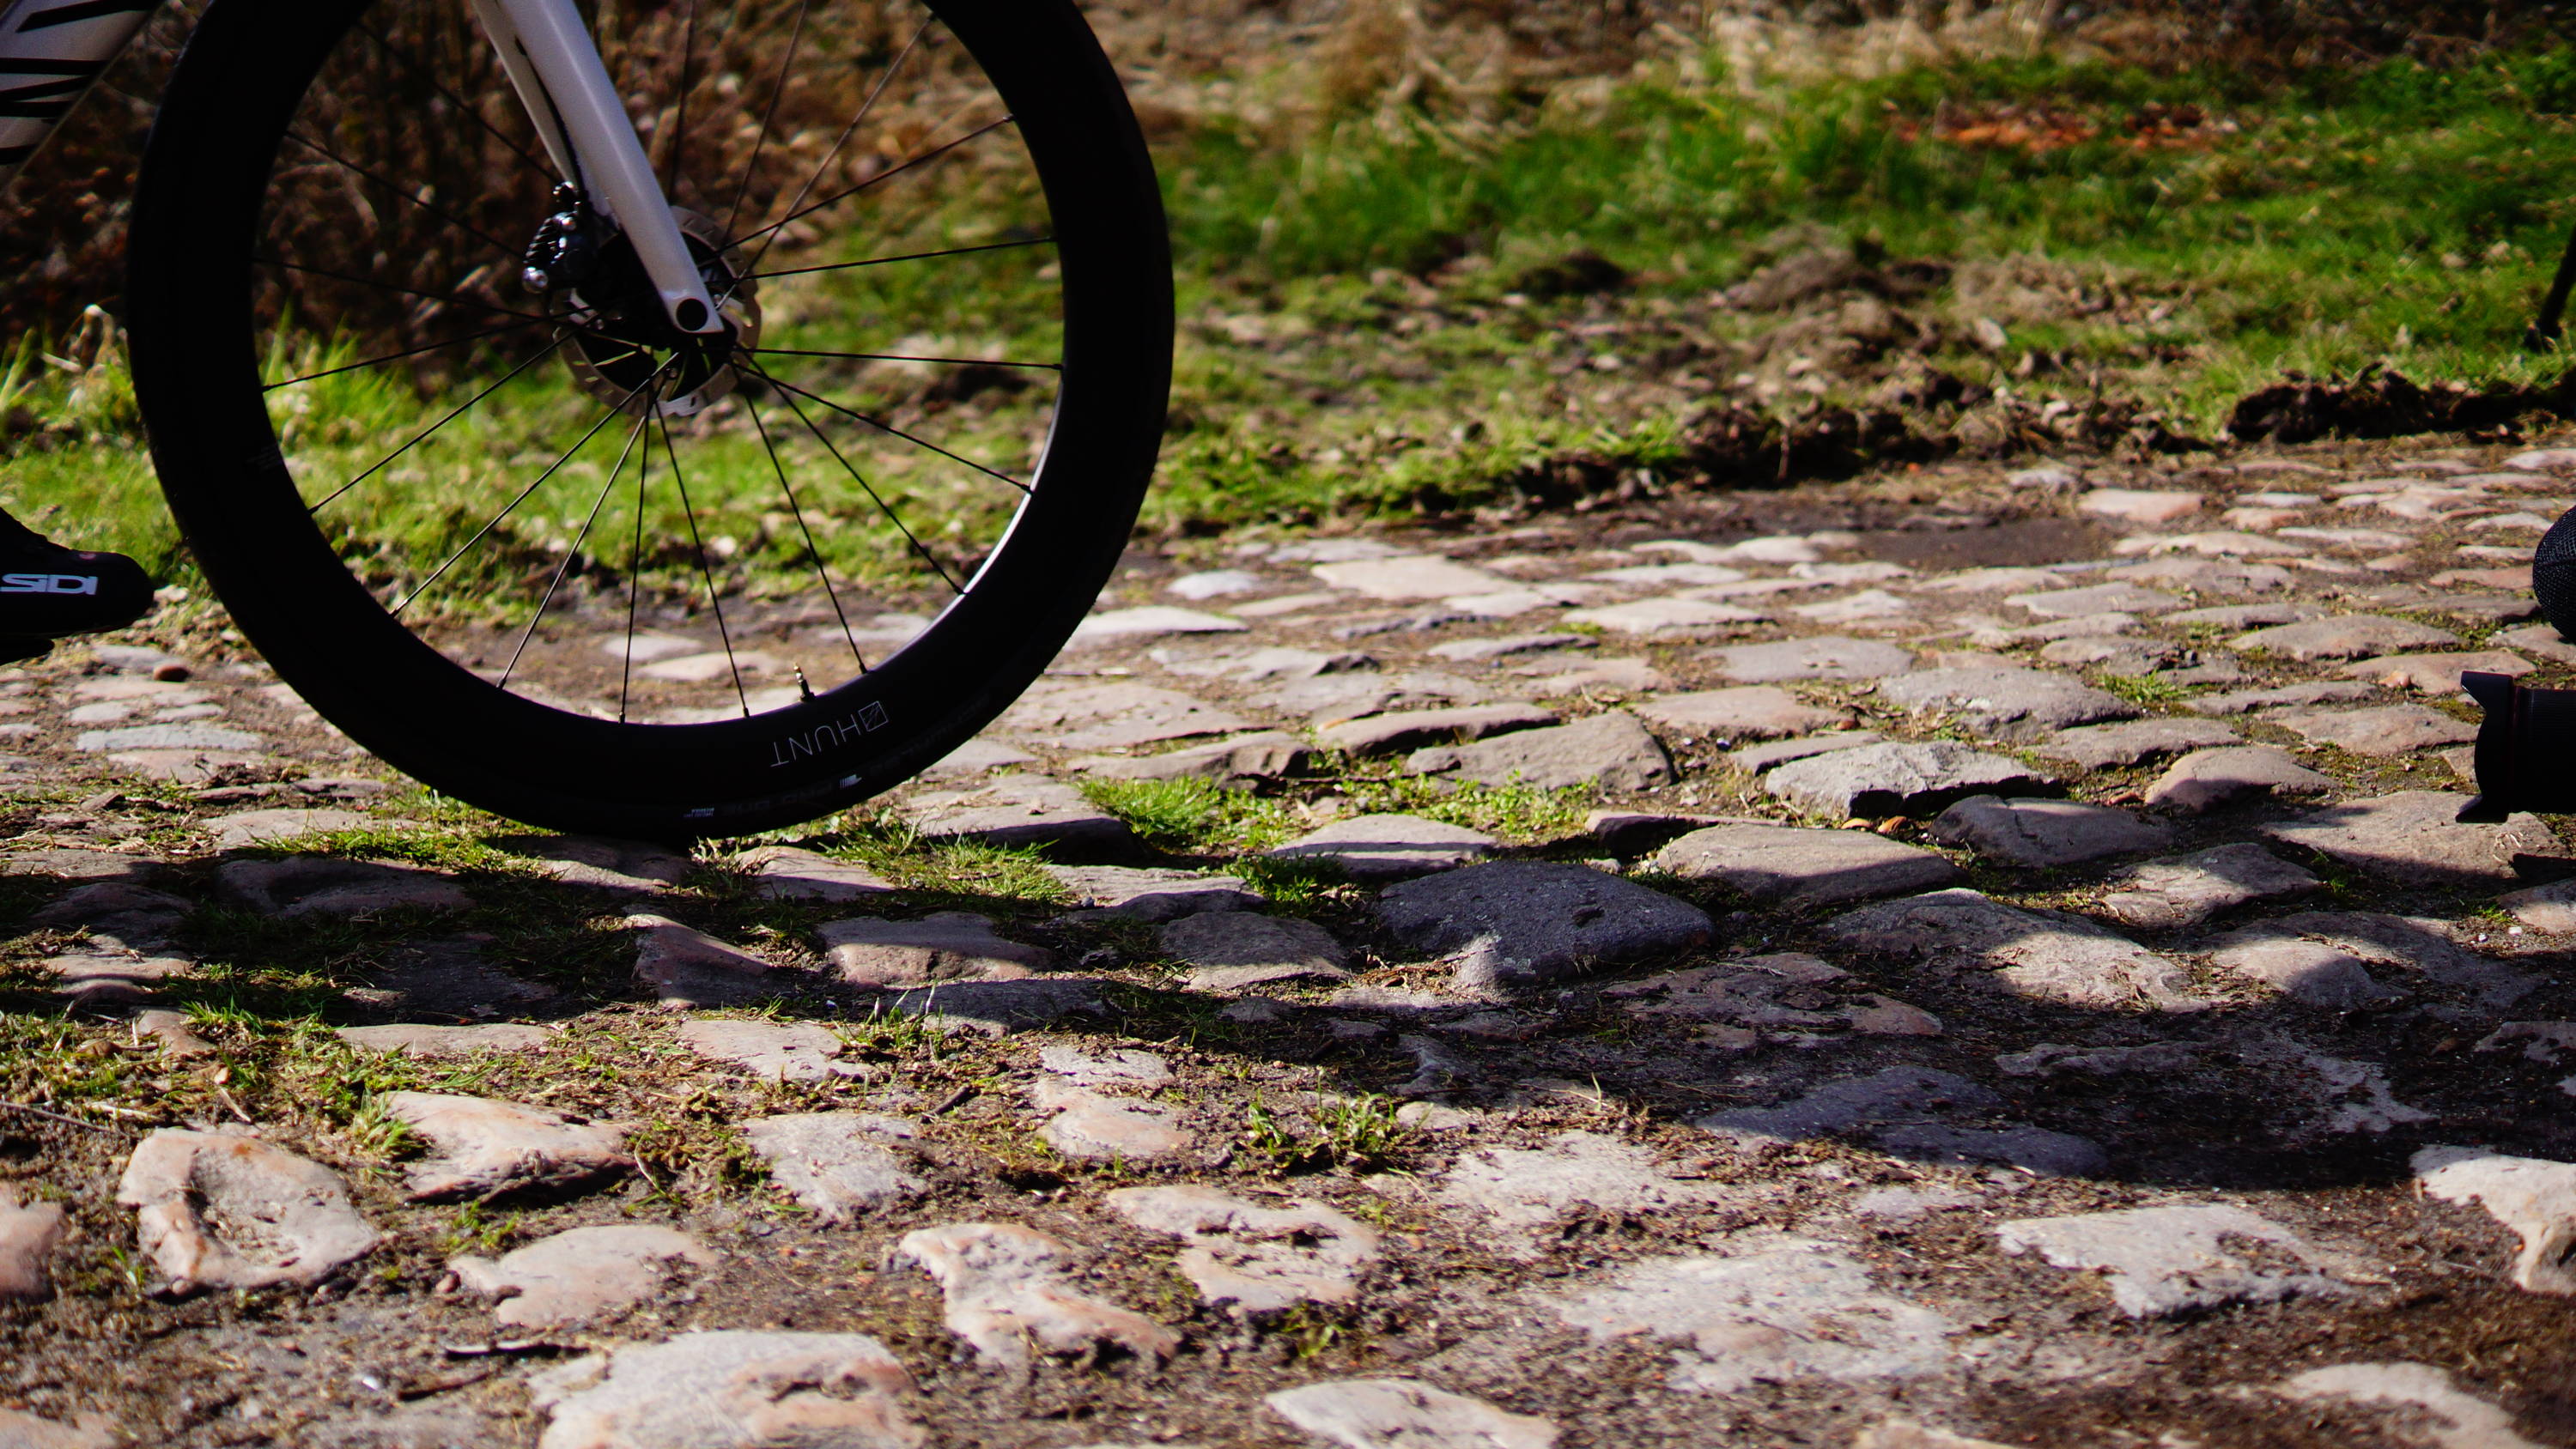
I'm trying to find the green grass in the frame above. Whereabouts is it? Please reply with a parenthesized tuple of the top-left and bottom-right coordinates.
(15, 44, 2576, 589)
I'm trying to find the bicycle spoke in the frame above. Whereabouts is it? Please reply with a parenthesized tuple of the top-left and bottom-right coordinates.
(258, 257, 562, 330)
(664, 0, 701, 195)
(264, 319, 538, 391)
(655, 409, 751, 717)
(355, 19, 550, 181)
(741, 17, 928, 272)
(621, 401, 653, 723)
(748, 360, 963, 594)
(747, 363, 1030, 494)
(502, 405, 654, 688)
(744, 395, 866, 674)
(735, 115, 1014, 260)
(750, 235, 1052, 281)
(307, 338, 565, 514)
(284, 130, 519, 262)
(743, 346, 1060, 370)
(720, 0, 810, 240)
(391, 363, 663, 616)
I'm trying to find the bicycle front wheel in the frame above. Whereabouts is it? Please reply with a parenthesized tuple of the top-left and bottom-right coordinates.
(127, 0, 1170, 836)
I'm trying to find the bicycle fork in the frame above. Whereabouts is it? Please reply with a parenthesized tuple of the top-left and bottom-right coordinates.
(0, 0, 718, 339)
(471, 0, 723, 336)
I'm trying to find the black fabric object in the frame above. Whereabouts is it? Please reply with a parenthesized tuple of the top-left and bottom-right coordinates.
(2458, 671, 2576, 821)
(0, 511, 149, 640)
(2535, 502, 2576, 643)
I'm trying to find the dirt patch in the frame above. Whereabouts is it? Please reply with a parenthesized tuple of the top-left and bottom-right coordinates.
(2228, 366, 2576, 445)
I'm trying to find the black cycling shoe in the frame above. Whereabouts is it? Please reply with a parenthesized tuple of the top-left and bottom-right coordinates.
(0, 511, 152, 644)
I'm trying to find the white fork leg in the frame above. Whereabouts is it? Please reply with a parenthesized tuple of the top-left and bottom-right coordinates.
(475, 0, 722, 334)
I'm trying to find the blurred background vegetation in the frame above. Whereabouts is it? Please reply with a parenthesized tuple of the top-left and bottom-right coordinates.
(6, 0, 2576, 585)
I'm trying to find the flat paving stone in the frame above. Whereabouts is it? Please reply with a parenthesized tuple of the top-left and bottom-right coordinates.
(1039, 1046, 1174, 1086)
(2099, 844, 2321, 929)
(901, 776, 1135, 855)
(1765, 741, 2057, 819)
(2186, 681, 2379, 715)
(0, 1410, 118, 1448)
(1631, 686, 1846, 739)
(1045, 864, 1262, 921)
(1105, 1185, 1379, 1313)
(1315, 702, 1556, 756)
(1312, 555, 1513, 600)
(1436, 1130, 1723, 1255)
(2032, 718, 2239, 770)
(2166, 602, 2324, 628)
(734, 846, 896, 901)
(528, 1331, 920, 1449)
(817, 912, 1054, 987)
(2412, 1146, 2576, 1294)
(205, 806, 373, 848)
(78, 722, 264, 755)
(1375, 861, 1712, 988)
(2339, 648, 2531, 695)
(2078, 488, 2204, 525)
(1161, 912, 1352, 990)
(380, 1092, 630, 1201)
(498, 834, 692, 892)
(30, 881, 193, 949)
(1707, 635, 1913, 683)
(1728, 730, 1883, 772)
(1406, 710, 1674, 790)
(2143, 745, 2336, 814)
(1265, 1379, 1557, 1449)
(2208, 928, 2406, 1009)
(1929, 795, 2171, 866)
(1653, 823, 1960, 906)
(2257, 791, 2557, 888)
(2235, 615, 2464, 660)
(1699, 1065, 2002, 1144)
(1073, 731, 1311, 785)
(880, 978, 1109, 1034)
(2007, 579, 2180, 615)
(0, 1188, 64, 1301)
(1564, 596, 1765, 634)
(626, 913, 783, 1008)
(742, 1113, 923, 1224)
(452, 1224, 717, 1329)
(1552, 1243, 1959, 1393)
(2276, 1362, 2547, 1449)
(1827, 888, 2202, 1009)
(349, 937, 556, 1020)
(116, 1131, 380, 1294)
(1607, 951, 1847, 1029)
(1874, 665, 2138, 742)
(1266, 815, 1495, 880)
(216, 857, 471, 917)
(1996, 1203, 2354, 1318)
(2496, 877, 2576, 933)
(1996, 1040, 2201, 1077)
(335, 1023, 550, 1058)
(1068, 605, 1247, 643)
(2269, 704, 2479, 756)
(677, 1018, 857, 1082)
(897, 1222, 1178, 1370)
(998, 681, 1254, 749)
(926, 737, 1036, 778)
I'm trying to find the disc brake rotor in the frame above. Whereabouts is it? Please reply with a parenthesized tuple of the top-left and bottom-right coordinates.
(557, 207, 761, 418)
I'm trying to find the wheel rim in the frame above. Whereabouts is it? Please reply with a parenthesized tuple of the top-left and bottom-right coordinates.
(252, 0, 1068, 728)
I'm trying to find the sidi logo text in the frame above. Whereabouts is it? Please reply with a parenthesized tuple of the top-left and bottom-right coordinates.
(0, 572, 95, 595)
(769, 700, 890, 767)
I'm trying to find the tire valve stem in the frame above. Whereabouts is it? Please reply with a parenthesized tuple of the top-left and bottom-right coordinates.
(794, 667, 815, 703)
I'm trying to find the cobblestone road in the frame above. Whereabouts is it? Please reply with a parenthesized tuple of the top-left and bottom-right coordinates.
(1, 441, 2573, 1447)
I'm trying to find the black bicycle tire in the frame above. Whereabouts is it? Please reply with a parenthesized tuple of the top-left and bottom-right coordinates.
(126, 0, 1169, 839)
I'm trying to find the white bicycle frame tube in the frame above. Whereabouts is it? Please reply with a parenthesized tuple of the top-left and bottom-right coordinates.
(0, 0, 720, 336)
(473, 0, 721, 333)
